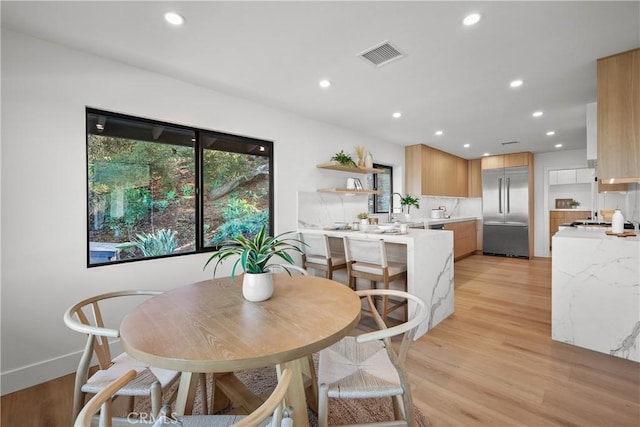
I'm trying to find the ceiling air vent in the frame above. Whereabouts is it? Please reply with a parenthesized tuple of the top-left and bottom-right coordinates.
(501, 140, 519, 146)
(357, 41, 404, 67)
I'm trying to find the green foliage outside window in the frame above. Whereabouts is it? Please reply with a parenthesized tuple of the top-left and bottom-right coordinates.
(117, 229, 179, 257)
(87, 109, 272, 266)
(210, 195, 269, 245)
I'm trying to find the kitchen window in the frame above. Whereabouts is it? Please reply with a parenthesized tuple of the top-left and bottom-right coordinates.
(86, 108, 273, 266)
(368, 163, 393, 214)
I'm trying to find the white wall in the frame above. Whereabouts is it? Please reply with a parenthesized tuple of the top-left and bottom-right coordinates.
(0, 30, 405, 394)
(534, 149, 590, 257)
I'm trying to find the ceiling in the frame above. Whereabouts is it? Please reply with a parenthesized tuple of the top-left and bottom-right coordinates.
(2, 1, 639, 159)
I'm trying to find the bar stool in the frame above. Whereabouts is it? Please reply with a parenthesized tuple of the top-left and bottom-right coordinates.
(299, 232, 347, 280)
(342, 236, 408, 323)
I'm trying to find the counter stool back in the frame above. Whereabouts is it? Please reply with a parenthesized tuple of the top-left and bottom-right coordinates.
(299, 233, 347, 280)
(342, 237, 408, 323)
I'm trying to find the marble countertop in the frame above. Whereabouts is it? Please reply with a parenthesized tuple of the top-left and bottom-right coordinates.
(555, 227, 639, 242)
(300, 227, 448, 243)
(419, 216, 479, 226)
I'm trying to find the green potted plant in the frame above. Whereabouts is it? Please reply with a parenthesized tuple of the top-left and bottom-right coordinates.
(400, 194, 420, 220)
(331, 150, 357, 168)
(203, 225, 303, 302)
(357, 212, 369, 227)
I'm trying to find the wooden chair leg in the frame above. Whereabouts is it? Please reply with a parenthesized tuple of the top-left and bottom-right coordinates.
(150, 381, 161, 417)
(382, 279, 390, 324)
(318, 383, 330, 427)
(198, 373, 208, 414)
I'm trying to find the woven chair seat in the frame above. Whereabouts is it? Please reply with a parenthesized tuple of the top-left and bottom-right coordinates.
(155, 415, 273, 427)
(82, 352, 178, 396)
(318, 336, 403, 399)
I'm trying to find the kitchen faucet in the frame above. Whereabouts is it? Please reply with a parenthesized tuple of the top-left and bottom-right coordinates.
(389, 192, 403, 223)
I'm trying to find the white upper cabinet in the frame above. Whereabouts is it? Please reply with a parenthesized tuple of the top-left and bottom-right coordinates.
(576, 168, 595, 184)
(550, 168, 594, 185)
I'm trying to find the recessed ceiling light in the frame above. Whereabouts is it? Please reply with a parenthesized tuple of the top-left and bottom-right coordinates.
(483, 152, 490, 156)
(164, 12, 185, 26)
(463, 13, 482, 26)
(546, 131, 555, 136)
(510, 79, 524, 88)
(435, 130, 443, 136)
(555, 143, 563, 148)
(319, 79, 331, 89)
(463, 143, 470, 148)
(392, 112, 402, 119)
(532, 111, 543, 117)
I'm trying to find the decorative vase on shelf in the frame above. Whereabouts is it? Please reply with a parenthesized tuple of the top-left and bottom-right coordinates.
(242, 271, 274, 302)
(611, 209, 624, 234)
(364, 151, 373, 169)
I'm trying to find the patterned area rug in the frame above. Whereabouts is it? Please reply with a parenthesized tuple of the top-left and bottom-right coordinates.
(231, 364, 431, 426)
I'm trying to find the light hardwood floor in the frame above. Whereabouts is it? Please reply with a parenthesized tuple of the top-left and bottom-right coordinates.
(408, 255, 639, 426)
(2, 255, 639, 426)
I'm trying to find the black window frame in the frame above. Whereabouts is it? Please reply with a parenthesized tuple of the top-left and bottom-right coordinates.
(86, 107, 274, 267)
(370, 163, 393, 214)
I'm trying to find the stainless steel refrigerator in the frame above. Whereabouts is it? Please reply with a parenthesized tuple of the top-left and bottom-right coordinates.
(482, 166, 529, 258)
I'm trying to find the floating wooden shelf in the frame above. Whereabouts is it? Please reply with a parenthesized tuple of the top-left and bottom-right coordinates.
(316, 163, 386, 174)
(317, 188, 383, 195)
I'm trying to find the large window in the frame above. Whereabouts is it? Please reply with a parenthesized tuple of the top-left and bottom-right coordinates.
(87, 109, 273, 266)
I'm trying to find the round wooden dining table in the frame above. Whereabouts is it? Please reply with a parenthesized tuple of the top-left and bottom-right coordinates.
(120, 273, 361, 427)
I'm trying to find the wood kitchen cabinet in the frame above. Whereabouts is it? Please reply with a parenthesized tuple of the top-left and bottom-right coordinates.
(467, 159, 482, 197)
(481, 152, 532, 170)
(597, 48, 640, 183)
(549, 210, 591, 249)
(443, 220, 477, 261)
(405, 144, 468, 197)
(597, 181, 628, 193)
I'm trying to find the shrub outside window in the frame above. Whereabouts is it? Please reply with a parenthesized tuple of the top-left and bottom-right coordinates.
(86, 108, 273, 266)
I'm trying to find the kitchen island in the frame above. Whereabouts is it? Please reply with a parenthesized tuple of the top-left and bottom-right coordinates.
(298, 227, 454, 339)
(552, 227, 639, 362)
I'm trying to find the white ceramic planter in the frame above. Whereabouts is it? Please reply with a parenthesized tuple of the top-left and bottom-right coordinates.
(242, 271, 274, 302)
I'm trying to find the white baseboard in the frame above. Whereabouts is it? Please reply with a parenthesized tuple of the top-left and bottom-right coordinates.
(1, 350, 81, 395)
(1, 341, 123, 395)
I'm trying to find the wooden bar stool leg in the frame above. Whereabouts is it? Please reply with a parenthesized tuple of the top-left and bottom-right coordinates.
(382, 278, 390, 324)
